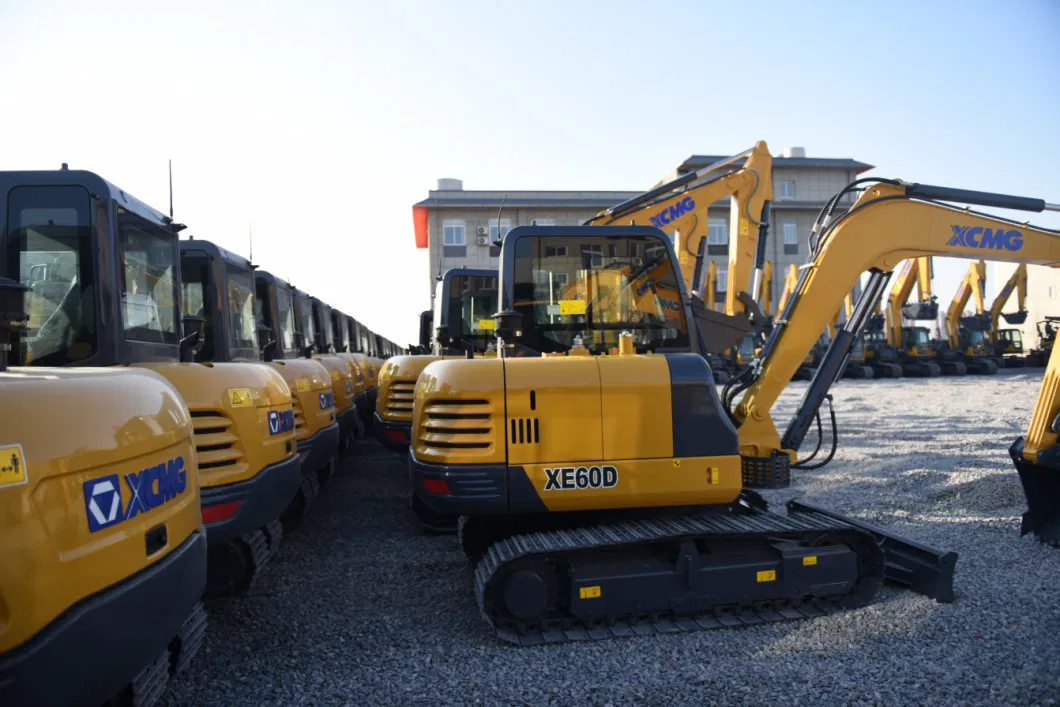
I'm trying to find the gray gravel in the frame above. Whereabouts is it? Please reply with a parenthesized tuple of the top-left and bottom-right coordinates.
(165, 369, 1060, 706)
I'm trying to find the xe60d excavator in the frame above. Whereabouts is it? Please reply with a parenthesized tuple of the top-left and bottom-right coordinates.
(945, 260, 998, 374)
(410, 176, 1060, 645)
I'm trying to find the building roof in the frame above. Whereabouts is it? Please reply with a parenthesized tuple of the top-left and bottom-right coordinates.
(413, 190, 642, 209)
(677, 154, 874, 175)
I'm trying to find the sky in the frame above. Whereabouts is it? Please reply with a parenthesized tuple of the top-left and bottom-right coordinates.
(1, 0, 1058, 345)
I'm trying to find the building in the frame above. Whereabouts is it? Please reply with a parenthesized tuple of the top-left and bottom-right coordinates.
(412, 147, 874, 311)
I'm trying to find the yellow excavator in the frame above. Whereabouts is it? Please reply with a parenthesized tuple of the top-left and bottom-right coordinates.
(944, 260, 998, 374)
(306, 296, 358, 458)
(989, 264, 1028, 367)
(254, 271, 339, 522)
(883, 257, 950, 376)
(3, 168, 298, 601)
(329, 306, 369, 413)
(0, 279, 207, 706)
(410, 175, 1060, 644)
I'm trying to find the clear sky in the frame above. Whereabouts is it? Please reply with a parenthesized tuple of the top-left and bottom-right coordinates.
(1, 0, 1057, 345)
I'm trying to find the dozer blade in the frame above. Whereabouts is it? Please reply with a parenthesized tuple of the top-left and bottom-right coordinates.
(787, 499, 957, 603)
(689, 298, 753, 354)
(1009, 437, 1060, 547)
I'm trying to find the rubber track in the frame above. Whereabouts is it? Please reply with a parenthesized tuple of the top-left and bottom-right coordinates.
(128, 650, 170, 707)
(171, 602, 208, 676)
(262, 519, 284, 559)
(240, 528, 270, 591)
(475, 509, 877, 647)
(301, 469, 321, 512)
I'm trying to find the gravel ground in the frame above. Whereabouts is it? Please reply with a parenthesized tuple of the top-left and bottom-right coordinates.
(165, 369, 1060, 707)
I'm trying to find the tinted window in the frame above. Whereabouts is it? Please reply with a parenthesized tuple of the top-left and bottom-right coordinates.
(227, 268, 257, 349)
(510, 234, 689, 354)
(6, 185, 96, 365)
(180, 253, 215, 360)
(118, 208, 178, 344)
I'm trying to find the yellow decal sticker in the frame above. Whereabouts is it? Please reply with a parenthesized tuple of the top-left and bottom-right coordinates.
(756, 570, 776, 583)
(295, 379, 310, 393)
(0, 444, 28, 488)
(739, 219, 749, 236)
(579, 586, 601, 599)
(330, 370, 340, 380)
(228, 388, 253, 407)
(559, 299, 587, 316)
(803, 556, 818, 566)
(672, 459, 681, 468)
(479, 318, 496, 331)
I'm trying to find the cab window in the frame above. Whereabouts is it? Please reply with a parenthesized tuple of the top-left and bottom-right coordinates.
(5, 185, 96, 365)
(118, 208, 179, 345)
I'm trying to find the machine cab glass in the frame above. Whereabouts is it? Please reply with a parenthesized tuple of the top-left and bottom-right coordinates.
(509, 232, 690, 355)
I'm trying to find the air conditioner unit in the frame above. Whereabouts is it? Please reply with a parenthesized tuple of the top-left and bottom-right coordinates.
(476, 226, 488, 235)
(476, 236, 489, 246)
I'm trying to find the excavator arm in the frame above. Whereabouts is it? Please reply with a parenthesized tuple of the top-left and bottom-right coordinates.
(990, 264, 1028, 340)
(759, 260, 773, 319)
(945, 260, 987, 349)
(587, 143, 773, 351)
(776, 264, 798, 313)
(725, 179, 1060, 469)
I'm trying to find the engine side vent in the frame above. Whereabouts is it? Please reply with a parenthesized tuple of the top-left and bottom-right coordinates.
(421, 399, 494, 451)
(189, 410, 245, 471)
(509, 417, 540, 445)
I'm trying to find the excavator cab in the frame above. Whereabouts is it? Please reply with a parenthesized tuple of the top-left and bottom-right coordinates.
(253, 271, 339, 518)
(306, 296, 357, 458)
(374, 268, 498, 462)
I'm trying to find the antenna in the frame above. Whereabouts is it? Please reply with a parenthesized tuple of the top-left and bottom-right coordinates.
(249, 221, 253, 262)
(494, 193, 508, 245)
(168, 159, 174, 220)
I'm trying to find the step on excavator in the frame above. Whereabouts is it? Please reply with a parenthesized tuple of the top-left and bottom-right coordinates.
(410, 177, 1060, 645)
(944, 260, 998, 375)
(2, 168, 296, 599)
(254, 271, 340, 526)
(0, 280, 207, 707)
(989, 264, 1028, 367)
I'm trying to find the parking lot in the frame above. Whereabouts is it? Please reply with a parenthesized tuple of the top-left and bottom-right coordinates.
(166, 370, 1060, 707)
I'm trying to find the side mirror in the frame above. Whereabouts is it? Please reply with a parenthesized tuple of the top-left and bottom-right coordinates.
(435, 324, 452, 347)
(493, 310, 524, 344)
(418, 310, 433, 349)
(258, 325, 277, 361)
(180, 315, 205, 362)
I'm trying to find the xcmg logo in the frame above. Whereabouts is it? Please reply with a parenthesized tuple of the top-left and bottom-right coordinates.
(83, 457, 188, 533)
(636, 279, 656, 297)
(947, 225, 1023, 252)
(649, 196, 695, 229)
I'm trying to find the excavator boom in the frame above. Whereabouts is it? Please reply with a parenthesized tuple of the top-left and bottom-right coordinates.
(730, 180, 1060, 467)
(945, 260, 987, 349)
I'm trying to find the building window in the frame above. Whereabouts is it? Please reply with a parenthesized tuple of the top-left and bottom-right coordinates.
(716, 265, 728, 294)
(545, 246, 567, 257)
(533, 218, 556, 226)
(582, 244, 604, 267)
(552, 273, 569, 287)
(707, 218, 728, 245)
(489, 218, 512, 241)
(443, 219, 466, 246)
(777, 181, 795, 200)
(783, 220, 798, 245)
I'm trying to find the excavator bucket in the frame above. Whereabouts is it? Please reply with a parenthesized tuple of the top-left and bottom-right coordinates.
(689, 298, 753, 354)
(902, 300, 939, 320)
(1002, 311, 1029, 325)
(787, 500, 957, 602)
(1009, 438, 1060, 547)
(962, 313, 992, 332)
